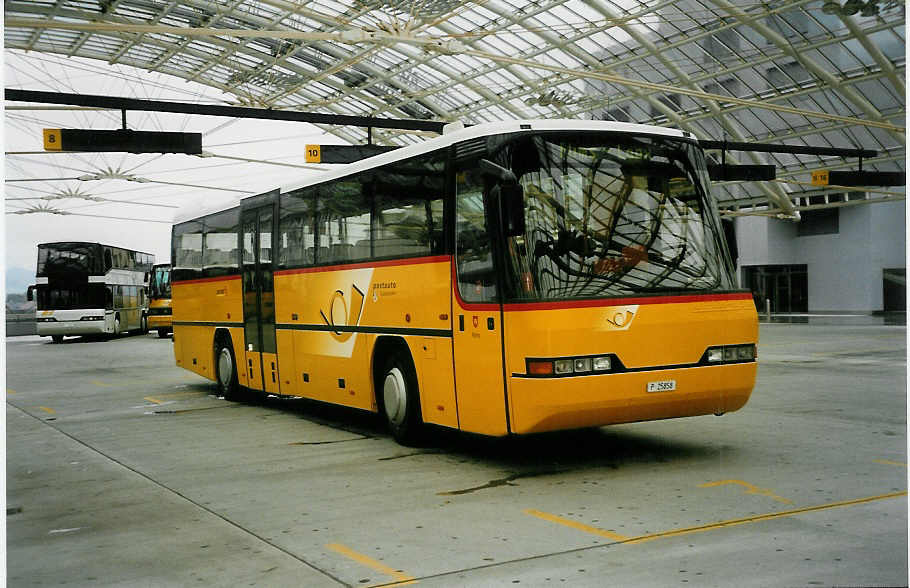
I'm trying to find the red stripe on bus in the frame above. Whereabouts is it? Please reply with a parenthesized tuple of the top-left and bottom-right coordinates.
(275, 255, 451, 276)
(172, 275, 241, 286)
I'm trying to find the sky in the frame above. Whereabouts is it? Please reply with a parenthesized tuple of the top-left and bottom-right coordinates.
(4, 49, 353, 288)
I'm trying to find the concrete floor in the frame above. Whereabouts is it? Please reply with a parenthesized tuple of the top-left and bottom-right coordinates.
(5, 322, 907, 587)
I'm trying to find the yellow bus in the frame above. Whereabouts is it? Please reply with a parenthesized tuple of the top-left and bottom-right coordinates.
(148, 263, 172, 338)
(172, 120, 757, 444)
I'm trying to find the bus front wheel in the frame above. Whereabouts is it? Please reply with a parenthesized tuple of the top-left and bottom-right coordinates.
(51, 335, 63, 344)
(215, 338, 240, 401)
(380, 352, 423, 446)
(157, 328, 169, 338)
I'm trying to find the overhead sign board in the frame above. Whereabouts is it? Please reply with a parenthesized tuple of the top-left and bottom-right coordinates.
(304, 144, 399, 164)
(812, 169, 904, 187)
(42, 128, 202, 154)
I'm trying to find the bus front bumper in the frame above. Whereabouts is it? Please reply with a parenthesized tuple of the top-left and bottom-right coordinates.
(508, 362, 756, 435)
(148, 315, 173, 330)
(37, 320, 108, 337)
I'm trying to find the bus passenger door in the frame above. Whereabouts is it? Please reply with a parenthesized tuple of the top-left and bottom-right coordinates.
(451, 170, 509, 436)
(241, 200, 280, 394)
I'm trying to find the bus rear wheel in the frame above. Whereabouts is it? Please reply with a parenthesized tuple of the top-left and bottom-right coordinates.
(215, 337, 240, 401)
(380, 352, 423, 446)
(51, 335, 63, 344)
(157, 328, 169, 338)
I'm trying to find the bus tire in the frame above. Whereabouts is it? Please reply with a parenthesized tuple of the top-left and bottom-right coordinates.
(157, 328, 169, 338)
(215, 336, 240, 401)
(113, 316, 121, 336)
(379, 351, 423, 446)
(52, 335, 63, 344)
(140, 315, 148, 334)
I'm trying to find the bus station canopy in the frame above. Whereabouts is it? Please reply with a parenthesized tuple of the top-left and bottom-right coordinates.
(4, 0, 906, 215)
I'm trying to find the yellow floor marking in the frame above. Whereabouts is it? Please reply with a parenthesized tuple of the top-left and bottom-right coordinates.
(143, 391, 203, 405)
(326, 543, 415, 586)
(529, 491, 906, 547)
(7, 389, 17, 395)
(625, 491, 907, 544)
(874, 459, 908, 467)
(90, 380, 114, 387)
(699, 479, 792, 504)
(524, 509, 629, 541)
(38, 406, 56, 415)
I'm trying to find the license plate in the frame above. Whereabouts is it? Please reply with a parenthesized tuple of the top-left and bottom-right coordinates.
(647, 379, 676, 393)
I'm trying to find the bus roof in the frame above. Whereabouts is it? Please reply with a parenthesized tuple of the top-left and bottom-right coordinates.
(38, 241, 154, 256)
(280, 119, 691, 195)
(174, 119, 692, 225)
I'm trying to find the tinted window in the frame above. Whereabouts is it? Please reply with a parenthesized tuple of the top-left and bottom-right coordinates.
(318, 175, 371, 264)
(173, 221, 204, 281)
(203, 208, 240, 277)
(374, 151, 445, 259)
(279, 188, 317, 267)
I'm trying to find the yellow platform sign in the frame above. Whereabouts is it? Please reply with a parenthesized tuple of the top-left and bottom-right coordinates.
(43, 129, 62, 151)
(811, 170, 829, 186)
(305, 144, 321, 163)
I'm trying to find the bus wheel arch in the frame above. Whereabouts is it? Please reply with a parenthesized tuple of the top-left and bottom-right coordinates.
(373, 337, 424, 445)
(213, 329, 240, 401)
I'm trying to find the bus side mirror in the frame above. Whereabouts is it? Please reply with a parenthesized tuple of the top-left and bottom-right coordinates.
(26, 285, 34, 302)
(479, 159, 525, 237)
(499, 183, 525, 237)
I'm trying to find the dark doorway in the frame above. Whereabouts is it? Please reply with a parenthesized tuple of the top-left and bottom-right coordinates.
(883, 268, 906, 312)
(742, 265, 809, 313)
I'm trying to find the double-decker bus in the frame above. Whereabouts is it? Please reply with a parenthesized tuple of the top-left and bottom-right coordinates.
(28, 242, 154, 343)
(172, 120, 757, 444)
(148, 263, 173, 338)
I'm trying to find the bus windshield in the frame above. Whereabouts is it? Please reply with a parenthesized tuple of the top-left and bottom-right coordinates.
(150, 265, 171, 299)
(36, 283, 107, 310)
(37, 243, 103, 276)
(491, 132, 735, 301)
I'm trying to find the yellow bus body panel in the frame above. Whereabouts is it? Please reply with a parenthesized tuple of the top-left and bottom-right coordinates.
(173, 260, 757, 438)
(172, 277, 244, 384)
(272, 258, 458, 427)
(148, 298, 172, 330)
(503, 297, 758, 434)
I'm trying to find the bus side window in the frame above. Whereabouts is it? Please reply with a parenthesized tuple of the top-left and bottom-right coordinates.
(106, 287, 113, 310)
(173, 221, 204, 281)
(317, 176, 370, 264)
(279, 188, 316, 268)
(104, 248, 113, 272)
(373, 150, 445, 258)
(203, 208, 240, 277)
(455, 165, 498, 303)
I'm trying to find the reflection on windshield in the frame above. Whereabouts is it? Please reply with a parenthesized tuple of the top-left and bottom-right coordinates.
(493, 134, 733, 301)
(36, 284, 107, 310)
(150, 267, 171, 299)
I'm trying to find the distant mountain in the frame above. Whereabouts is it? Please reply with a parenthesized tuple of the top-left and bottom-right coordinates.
(6, 267, 34, 295)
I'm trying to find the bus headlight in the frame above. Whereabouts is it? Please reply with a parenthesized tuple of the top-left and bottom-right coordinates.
(592, 356, 612, 371)
(705, 344, 755, 364)
(573, 358, 592, 372)
(554, 359, 574, 374)
(527, 354, 618, 377)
